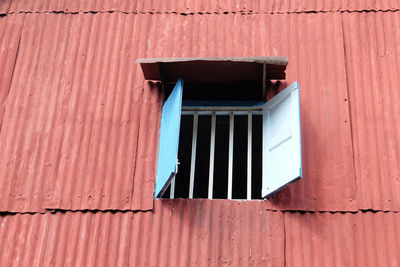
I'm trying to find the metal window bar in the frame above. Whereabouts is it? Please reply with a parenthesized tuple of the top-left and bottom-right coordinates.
(247, 111, 252, 200)
(227, 112, 234, 199)
(170, 177, 175, 199)
(208, 112, 216, 199)
(181, 107, 262, 200)
(189, 111, 198, 199)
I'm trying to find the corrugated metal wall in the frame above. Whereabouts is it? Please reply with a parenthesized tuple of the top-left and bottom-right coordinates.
(0, 200, 285, 267)
(1, 1, 400, 266)
(0, 201, 399, 266)
(0, 13, 155, 212)
(6, 0, 400, 14)
(0, 11, 358, 213)
(342, 12, 400, 211)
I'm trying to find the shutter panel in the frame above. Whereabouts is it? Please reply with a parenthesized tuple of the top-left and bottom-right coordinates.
(262, 81, 302, 198)
(155, 79, 183, 198)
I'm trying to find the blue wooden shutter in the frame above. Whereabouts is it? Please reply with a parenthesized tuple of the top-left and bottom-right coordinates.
(262, 81, 302, 198)
(154, 79, 183, 198)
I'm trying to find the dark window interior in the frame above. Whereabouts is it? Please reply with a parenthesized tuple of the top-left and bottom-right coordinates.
(165, 82, 263, 102)
(162, 80, 266, 200)
(163, 114, 263, 199)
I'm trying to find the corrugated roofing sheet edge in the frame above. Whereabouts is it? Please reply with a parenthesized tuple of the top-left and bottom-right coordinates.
(5, 0, 400, 14)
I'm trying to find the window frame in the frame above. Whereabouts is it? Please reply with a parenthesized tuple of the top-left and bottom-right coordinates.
(155, 79, 302, 200)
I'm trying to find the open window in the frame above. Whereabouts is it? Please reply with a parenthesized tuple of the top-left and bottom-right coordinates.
(137, 57, 302, 200)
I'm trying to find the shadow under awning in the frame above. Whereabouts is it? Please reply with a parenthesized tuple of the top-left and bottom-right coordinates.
(136, 57, 288, 83)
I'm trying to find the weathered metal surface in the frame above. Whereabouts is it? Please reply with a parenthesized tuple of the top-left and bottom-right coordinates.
(342, 12, 400, 211)
(0, 14, 24, 130)
(130, 81, 163, 210)
(0, 12, 358, 212)
(0, 13, 154, 212)
(0, 4, 399, 267)
(0, 202, 398, 267)
(285, 211, 400, 267)
(0, 211, 134, 266)
(0, 200, 284, 267)
(8, 0, 400, 14)
(0, 7, 399, 214)
(0, 0, 11, 14)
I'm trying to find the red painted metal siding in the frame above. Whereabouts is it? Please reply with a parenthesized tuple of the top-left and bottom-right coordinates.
(0, 200, 284, 267)
(0, 201, 399, 266)
(0, 1, 400, 266)
(285, 211, 400, 267)
(342, 12, 400, 211)
(0, 0, 11, 14)
(7, 0, 400, 14)
(0, 13, 154, 212)
(0, 11, 358, 212)
(0, 14, 24, 129)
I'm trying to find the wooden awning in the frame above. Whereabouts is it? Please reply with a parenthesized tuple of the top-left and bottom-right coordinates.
(136, 57, 288, 83)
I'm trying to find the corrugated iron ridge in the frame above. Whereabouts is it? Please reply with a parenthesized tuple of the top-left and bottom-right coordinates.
(0, 208, 399, 216)
(4, 9, 400, 16)
(2, 208, 400, 215)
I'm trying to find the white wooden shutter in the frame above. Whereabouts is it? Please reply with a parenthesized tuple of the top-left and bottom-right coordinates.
(155, 79, 183, 198)
(262, 81, 302, 198)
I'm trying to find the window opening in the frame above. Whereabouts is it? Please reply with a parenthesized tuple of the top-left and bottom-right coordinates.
(136, 57, 301, 200)
(163, 108, 264, 200)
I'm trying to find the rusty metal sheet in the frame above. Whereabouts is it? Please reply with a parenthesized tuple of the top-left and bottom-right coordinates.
(0, 13, 153, 212)
(0, 200, 284, 266)
(0, 14, 24, 130)
(145, 13, 356, 211)
(285, 211, 400, 266)
(8, 0, 400, 13)
(342, 12, 400, 211)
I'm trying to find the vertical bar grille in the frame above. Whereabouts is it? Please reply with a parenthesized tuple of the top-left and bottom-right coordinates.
(169, 109, 262, 200)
